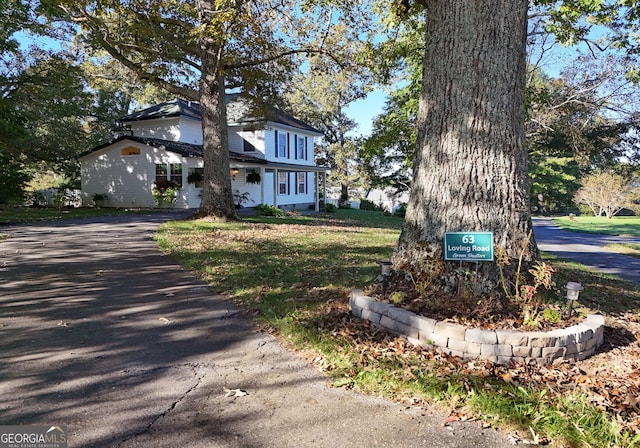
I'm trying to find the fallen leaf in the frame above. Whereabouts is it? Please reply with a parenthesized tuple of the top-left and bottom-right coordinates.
(224, 388, 248, 398)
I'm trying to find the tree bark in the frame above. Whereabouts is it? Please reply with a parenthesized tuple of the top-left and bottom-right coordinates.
(393, 0, 538, 285)
(197, 0, 237, 220)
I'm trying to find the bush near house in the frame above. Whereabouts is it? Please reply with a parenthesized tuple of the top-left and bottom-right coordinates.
(255, 203, 285, 217)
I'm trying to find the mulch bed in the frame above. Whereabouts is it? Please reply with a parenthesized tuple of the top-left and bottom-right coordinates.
(315, 294, 640, 436)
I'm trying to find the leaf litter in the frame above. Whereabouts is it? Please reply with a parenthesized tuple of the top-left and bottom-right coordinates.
(306, 298, 640, 438)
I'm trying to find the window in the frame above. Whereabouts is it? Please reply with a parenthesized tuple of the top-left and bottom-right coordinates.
(155, 164, 168, 184)
(243, 131, 256, 152)
(277, 132, 287, 158)
(170, 163, 183, 187)
(296, 137, 305, 160)
(297, 172, 306, 194)
(278, 172, 288, 195)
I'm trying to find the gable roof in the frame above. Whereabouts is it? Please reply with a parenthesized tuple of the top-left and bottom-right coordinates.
(120, 95, 322, 135)
(84, 135, 267, 164)
(82, 136, 329, 171)
(120, 100, 201, 122)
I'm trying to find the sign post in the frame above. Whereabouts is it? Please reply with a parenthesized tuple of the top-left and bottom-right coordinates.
(444, 232, 494, 261)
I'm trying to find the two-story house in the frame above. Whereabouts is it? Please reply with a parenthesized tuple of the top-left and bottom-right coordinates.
(80, 96, 327, 210)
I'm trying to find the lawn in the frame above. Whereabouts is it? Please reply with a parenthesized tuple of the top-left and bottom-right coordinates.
(553, 215, 640, 237)
(0, 206, 158, 225)
(156, 209, 640, 448)
(553, 215, 640, 259)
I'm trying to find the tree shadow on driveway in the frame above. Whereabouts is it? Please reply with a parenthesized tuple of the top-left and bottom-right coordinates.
(0, 214, 514, 448)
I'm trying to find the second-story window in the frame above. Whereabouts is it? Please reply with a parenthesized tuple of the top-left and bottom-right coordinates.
(296, 136, 305, 160)
(242, 131, 256, 152)
(277, 132, 287, 158)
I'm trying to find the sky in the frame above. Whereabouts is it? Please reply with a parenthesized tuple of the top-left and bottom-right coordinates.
(345, 90, 388, 137)
(14, 27, 593, 141)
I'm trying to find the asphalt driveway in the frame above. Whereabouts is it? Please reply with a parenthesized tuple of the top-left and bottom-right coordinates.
(533, 217, 640, 285)
(0, 212, 512, 448)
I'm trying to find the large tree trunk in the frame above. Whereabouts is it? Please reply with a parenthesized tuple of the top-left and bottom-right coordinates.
(197, 0, 237, 220)
(393, 0, 538, 288)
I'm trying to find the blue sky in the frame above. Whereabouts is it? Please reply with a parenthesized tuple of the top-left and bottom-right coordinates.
(345, 90, 388, 137)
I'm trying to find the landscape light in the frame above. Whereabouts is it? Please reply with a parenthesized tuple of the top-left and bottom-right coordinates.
(565, 282, 583, 318)
(378, 260, 392, 298)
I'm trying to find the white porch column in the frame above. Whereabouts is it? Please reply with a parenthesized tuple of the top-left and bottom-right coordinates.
(314, 172, 320, 212)
(322, 172, 327, 208)
(259, 167, 265, 205)
(273, 169, 278, 207)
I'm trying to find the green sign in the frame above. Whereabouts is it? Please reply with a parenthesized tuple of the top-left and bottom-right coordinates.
(444, 232, 494, 261)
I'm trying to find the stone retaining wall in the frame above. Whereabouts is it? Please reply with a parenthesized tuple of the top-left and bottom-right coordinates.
(350, 289, 605, 365)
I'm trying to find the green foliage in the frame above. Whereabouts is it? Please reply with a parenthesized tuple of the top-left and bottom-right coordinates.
(324, 203, 337, 213)
(152, 180, 179, 206)
(187, 171, 204, 184)
(255, 204, 285, 217)
(388, 291, 405, 304)
(574, 170, 639, 219)
(0, 150, 31, 204)
(232, 190, 253, 209)
(245, 170, 261, 184)
(358, 199, 382, 212)
(541, 307, 562, 323)
(393, 203, 407, 217)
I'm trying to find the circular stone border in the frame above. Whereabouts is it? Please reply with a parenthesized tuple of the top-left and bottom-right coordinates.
(350, 289, 604, 365)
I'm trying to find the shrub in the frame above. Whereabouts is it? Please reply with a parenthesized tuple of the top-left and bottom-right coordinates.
(255, 204, 285, 217)
(325, 203, 337, 213)
(233, 190, 252, 209)
(393, 203, 407, 217)
(359, 199, 382, 211)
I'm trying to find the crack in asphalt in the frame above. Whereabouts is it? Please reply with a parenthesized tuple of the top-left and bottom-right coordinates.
(115, 362, 211, 446)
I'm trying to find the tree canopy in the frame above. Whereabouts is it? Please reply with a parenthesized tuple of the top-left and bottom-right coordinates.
(37, 0, 377, 217)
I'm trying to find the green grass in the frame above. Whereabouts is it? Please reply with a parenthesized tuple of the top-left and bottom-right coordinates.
(553, 215, 640, 237)
(155, 209, 640, 447)
(155, 210, 402, 317)
(0, 206, 157, 225)
(605, 243, 640, 259)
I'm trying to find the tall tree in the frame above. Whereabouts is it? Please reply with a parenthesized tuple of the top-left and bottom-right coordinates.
(81, 51, 174, 146)
(42, 0, 370, 219)
(392, 0, 535, 291)
(284, 23, 371, 204)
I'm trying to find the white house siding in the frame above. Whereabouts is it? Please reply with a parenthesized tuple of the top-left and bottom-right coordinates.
(81, 140, 200, 209)
(81, 140, 155, 208)
(226, 169, 314, 209)
(178, 118, 203, 144)
(228, 127, 266, 159)
(273, 171, 315, 209)
(263, 128, 316, 166)
(129, 117, 181, 141)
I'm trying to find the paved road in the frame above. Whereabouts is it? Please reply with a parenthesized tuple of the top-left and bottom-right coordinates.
(533, 217, 640, 285)
(0, 213, 512, 448)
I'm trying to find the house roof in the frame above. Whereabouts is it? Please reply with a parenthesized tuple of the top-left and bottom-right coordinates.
(120, 100, 201, 122)
(83, 136, 328, 171)
(120, 96, 322, 135)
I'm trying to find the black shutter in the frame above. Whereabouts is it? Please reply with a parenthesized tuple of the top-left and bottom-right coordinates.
(274, 130, 278, 158)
